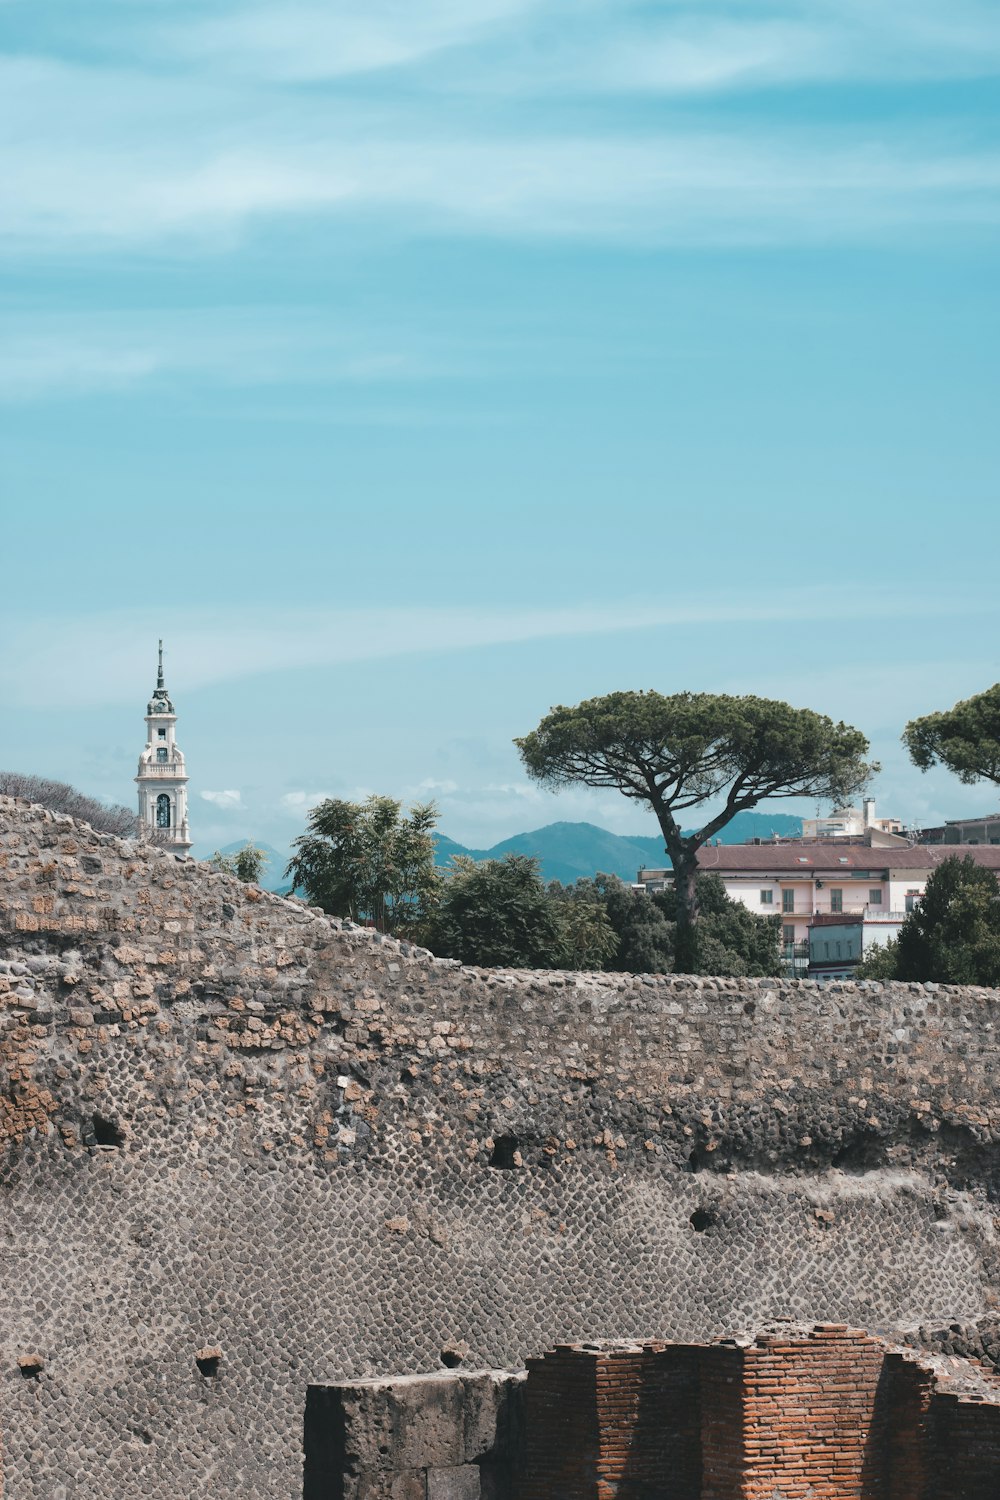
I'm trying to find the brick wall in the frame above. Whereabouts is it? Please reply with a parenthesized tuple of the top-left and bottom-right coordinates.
(518, 1343, 700, 1500)
(517, 1330, 1000, 1500)
(931, 1393, 1000, 1500)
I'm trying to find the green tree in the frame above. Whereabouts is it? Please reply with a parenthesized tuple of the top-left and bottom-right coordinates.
(563, 874, 675, 973)
(904, 684, 1000, 787)
(423, 854, 563, 968)
(890, 857, 1000, 985)
(285, 795, 439, 934)
(854, 937, 900, 981)
(652, 872, 782, 978)
(210, 842, 269, 885)
(547, 882, 620, 970)
(552, 872, 781, 977)
(516, 691, 874, 973)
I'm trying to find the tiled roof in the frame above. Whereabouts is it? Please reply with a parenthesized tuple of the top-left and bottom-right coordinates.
(678, 844, 1000, 874)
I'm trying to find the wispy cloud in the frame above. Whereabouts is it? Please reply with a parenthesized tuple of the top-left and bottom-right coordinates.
(201, 788, 243, 809)
(2, 43, 999, 255)
(162, 0, 538, 83)
(2, 592, 997, 710)
(0, 308, 438, 401)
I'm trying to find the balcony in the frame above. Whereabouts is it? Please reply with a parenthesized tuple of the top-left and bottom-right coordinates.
(138, 762, 187, 778)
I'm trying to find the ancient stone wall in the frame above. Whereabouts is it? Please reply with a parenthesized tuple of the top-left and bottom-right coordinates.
(2, 796, 1000, 1498)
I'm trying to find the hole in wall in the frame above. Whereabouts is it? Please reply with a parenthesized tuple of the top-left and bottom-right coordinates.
(18, 1355, 43, 1379)
(195, 1349, 222, 1378)
(489, 1134, 521, 1170)
(92, 1115, 124, 1149)
(689, 1207, 717, 1233)
(440, 1348, 463, 1369)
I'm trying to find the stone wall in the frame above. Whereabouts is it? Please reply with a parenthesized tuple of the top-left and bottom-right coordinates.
(2, 796, 1000, 1498)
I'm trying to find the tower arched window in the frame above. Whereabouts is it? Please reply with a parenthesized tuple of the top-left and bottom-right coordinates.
(156, 793, 172, 829)
(156, 747, 168, 763)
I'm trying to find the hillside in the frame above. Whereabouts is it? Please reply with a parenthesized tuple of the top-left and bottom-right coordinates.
(434, 811, 803, 886)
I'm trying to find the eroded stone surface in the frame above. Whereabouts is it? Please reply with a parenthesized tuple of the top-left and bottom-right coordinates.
(2, 795, 1000, 1498)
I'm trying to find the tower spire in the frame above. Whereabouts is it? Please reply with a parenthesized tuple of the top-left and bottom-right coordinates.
(157, 639, 165, 691)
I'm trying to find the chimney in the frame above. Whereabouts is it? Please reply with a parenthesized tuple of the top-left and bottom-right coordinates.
(863, 797, 876, 829)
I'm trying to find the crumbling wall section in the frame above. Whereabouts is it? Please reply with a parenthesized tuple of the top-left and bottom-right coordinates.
(2, 797, 1000, 1499)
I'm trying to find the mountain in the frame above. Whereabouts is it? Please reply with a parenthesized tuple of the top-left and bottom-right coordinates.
(433, 811, 803, 887)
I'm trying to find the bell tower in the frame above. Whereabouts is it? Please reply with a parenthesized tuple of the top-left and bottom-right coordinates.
(135, 640, 192, 856)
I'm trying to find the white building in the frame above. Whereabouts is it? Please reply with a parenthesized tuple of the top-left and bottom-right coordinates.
(801, 798, 904, 840)
(135, 641, 192, 856)
(636, 841, 1000, 969)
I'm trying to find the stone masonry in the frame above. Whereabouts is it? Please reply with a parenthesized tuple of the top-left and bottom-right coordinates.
(2, 795, 1000, 1497)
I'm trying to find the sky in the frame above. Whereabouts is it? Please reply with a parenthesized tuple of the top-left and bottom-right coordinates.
(2, 0, 999, 863)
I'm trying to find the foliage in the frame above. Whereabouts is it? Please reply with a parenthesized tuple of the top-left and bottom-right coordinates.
(549, 872, 781, 978)
(546, 882, 620, 970)
(211, 842, 269, 884)
(285, 796, 439, 934)
(423, 854, 564, 968)
(565, 874, 675, 973)
(854, 938, 900, 981)
(904, 684, 1000, 787)
(651, 873, 783, 977)
(516, 691, 874, 972)
(891, 857, 1000, 985)
(0, 770, 142, 839)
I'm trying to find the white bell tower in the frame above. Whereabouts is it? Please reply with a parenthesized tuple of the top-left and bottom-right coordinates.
(135, 640, 192, 856)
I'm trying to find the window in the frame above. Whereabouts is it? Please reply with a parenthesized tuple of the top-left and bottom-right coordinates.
(156, 747, 168, 763)
(782, 889, 795, 912)
(905, 890, 920, 913)
(830, 889, 843, 912)
(157, 728, 166, 739)
(783, 924, 795, 945)
(824, 942, 830, 958)
(869, 888, 883, 906)
(835, 941, 842, 957)
(156, 793, 171, 829)
(760, 889, 773, 904)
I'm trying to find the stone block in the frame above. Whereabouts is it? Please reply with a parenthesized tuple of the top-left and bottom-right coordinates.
(426, 1465, 481, 1500)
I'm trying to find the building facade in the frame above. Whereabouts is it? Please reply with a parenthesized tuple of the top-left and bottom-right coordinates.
(636, 841, 1000, 975)
(135, 641, 192, 856)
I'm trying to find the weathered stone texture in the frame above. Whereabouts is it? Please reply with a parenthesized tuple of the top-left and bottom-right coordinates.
(2, 795, 1000, 1497)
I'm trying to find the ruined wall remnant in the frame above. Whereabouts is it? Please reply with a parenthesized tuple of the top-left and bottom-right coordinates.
(2, 795, 1000, 1497)
(309, 1328, 1000, 1499)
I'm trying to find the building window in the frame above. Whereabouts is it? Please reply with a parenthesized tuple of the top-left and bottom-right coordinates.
(830, 889, 843, 912)
(782, 889, 795, 912)
(783, 924, 795, 945)
(156, 793, 171, 829)
(869, 888, 883, 906)
(157, 728, 166, 739)
(905, 890, 920, 913)
(156, 747, 168, 763)
(760, 890, 773, 904)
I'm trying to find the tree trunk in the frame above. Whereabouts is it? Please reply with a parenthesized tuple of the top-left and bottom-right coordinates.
(671, 846, 700, 975)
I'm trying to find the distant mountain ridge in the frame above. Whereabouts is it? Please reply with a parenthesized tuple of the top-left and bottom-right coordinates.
(198, 814, 803, 893)
(433, 812, 803, 887)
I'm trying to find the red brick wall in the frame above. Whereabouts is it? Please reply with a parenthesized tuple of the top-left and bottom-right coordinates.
(705, 1326, 886, 1500)
(931, 1393, 1000, 1500)
(519, 1344, 700, 1500)
(517, 1329, 1000, 1500)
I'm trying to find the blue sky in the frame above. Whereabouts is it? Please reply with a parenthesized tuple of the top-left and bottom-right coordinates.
(2, 0, 1000, 861)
